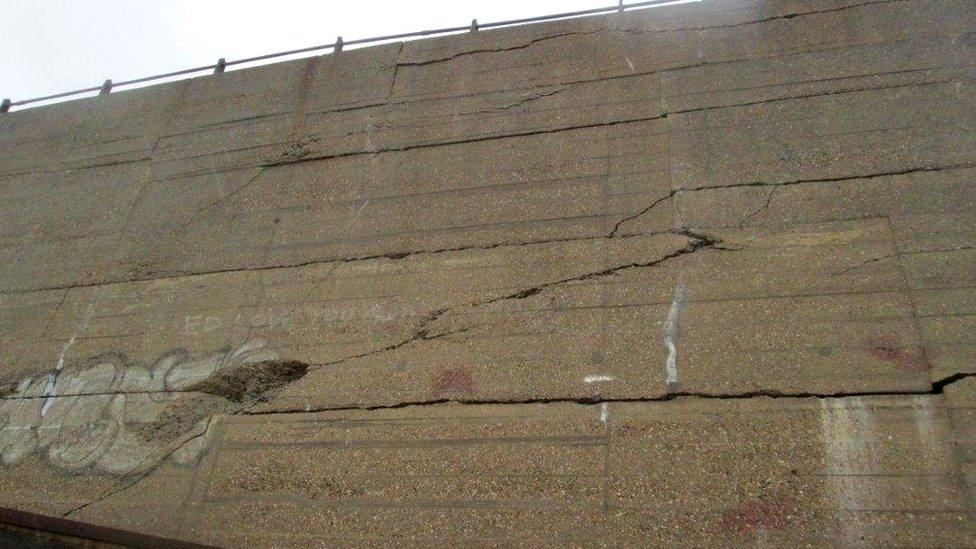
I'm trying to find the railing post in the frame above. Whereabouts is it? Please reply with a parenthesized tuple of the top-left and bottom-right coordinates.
(214, 58, 227, 74)
(334, 36, 343, 53)
(471, 19, 479, 32)
(99, 79, 113, 95)
(0, 99, 10, 114)
(618, 0, 625, 12)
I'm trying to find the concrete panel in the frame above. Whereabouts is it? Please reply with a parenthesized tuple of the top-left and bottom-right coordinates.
(1, 0, 975, 544)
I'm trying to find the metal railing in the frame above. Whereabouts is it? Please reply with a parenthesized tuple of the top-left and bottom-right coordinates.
(0, 0, 690, 113)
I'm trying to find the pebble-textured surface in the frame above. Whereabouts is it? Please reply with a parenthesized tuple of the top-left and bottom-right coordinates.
(1, 0, 975, 545)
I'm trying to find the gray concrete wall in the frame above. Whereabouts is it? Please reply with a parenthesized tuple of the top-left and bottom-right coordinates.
(1, 0, 975, 545)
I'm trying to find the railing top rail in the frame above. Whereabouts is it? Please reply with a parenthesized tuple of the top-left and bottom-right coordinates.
(1, 0, 686, 112)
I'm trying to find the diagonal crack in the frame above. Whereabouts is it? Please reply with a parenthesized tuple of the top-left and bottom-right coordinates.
(183, 166, 267, 226)
(306, 312, 475, 373)
(738, 187, 777, 228)
(833, 245, 976, 276)
(270, 229, 728, 380)
(386, 42, 405, 103)
(61, 417, 215, 517)
(483, 229, 723, 305)
(5, 160, 969, 297)
(474, 87, 569, 114)
(608, 191, 676, 237)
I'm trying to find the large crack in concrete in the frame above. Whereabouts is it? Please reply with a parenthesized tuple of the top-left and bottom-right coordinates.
(611, 163, 976, 236)
(1, 26, 961, 182)
(259, 75, 964, 172)
(245, 372, 976, 416)
(286, 229, 728, 377)
(58, 369, 976, 519)
(4, 161, 971, 296)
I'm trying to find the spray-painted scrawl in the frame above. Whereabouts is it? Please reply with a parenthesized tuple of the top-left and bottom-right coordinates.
(0, 339, 305, 476)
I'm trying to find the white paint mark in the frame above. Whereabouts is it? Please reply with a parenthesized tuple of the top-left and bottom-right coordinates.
(662, 283, 686, 391)
(819, 398, 876, 545)
(583, 374, 615, 384)
(625, 56, 635, 73)
(41, 334, 76, 413)
(364, 117, 376, 153)
(599, 402, 609, 424)
(41, 292, 100, 416)
(344, 199, 370, 231)
(912, 395, 941, 463)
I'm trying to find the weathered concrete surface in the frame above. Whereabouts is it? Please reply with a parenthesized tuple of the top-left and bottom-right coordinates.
(1, 0, 975, 545)
(2, 397, 972, 546)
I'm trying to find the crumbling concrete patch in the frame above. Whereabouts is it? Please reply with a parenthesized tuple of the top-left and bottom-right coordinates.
(187, 360, 309, 405)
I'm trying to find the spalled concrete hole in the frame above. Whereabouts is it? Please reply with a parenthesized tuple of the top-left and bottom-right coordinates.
(186, 359, 309, 405)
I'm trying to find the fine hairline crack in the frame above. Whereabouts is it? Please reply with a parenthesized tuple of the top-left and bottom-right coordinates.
(61, 417, 214, 517)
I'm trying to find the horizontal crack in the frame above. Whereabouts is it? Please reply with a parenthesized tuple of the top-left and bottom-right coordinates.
(257, 112, 668, 169)
(6, 160, 967, 295)
(5, 103, 967, 296)
(686, 163, 976, 193)
(247, 380, 970, 415)
(611, 163, 976, 236)
(261, 72, 965, 172)
(396, 31, 597, 68)
(0, 218, 678, 296)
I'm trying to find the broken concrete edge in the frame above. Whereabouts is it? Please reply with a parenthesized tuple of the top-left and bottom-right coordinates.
(0, 505, 215, 548)
(1, 137, 971, 295)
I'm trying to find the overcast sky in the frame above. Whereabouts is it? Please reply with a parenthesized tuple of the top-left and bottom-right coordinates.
(1, 0, 697, 108)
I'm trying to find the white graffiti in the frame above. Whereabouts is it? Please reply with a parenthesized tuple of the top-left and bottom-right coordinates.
(0, 339, 276, 475)
(663, 283, 687, 391)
